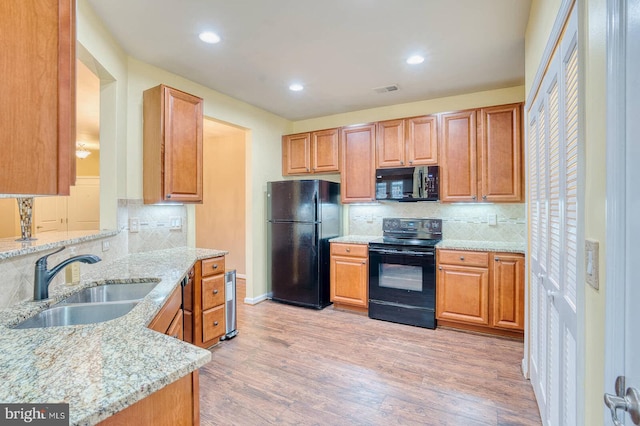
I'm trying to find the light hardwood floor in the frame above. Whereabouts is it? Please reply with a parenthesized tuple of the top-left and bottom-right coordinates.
(199, 280, 541, 425)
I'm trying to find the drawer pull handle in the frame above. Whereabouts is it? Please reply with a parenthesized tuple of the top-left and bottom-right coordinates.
(213, 289, 219, 294)
(438, 266, 443, 270)
(346, 248, 350, 253)
(172, 334, 179, 339)
(460, 256, 465, 261)
(213, 264, 218, 269)
(214, 321, 219, 326)
(495, 257, 501, 262)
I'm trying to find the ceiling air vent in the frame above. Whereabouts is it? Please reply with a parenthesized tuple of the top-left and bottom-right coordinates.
(373, 84, 399, 94)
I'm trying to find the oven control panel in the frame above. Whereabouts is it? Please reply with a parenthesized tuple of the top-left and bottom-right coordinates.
(382, 218, 442, 239)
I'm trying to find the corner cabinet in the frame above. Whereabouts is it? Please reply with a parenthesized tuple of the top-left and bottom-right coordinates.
(148, 285, 184, 340)
(282, 128, 340, 175)
(330, 243, 368, 312)
(143, 85, 203, 204)
(440, 103, 523, 203)
(436, 249, 524, 338)
(0, 0, 76, 195)
(340, 124, 376, 203)
(183, 255, 226, 348)
(376, 115, 438, 168)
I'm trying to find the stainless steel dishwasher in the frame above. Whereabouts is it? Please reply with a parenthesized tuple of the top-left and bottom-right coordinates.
(220, 269, 238, 340)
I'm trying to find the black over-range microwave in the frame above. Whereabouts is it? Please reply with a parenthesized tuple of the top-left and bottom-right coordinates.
(375, 166, 439, 202)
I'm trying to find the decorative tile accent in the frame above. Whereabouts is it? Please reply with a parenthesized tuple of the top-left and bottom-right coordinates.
(348, 202, 526, 243)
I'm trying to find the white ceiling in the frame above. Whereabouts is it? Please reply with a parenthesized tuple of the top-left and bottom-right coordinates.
(86, 0, 532, 121)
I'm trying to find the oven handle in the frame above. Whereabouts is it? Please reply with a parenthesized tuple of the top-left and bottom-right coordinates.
(369, 249, 435, 257)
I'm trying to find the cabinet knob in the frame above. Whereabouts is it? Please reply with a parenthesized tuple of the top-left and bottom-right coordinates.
(213, 289, 219, 294)
(214, 321, 219, 326)
(213, 264, 218, 269)
(400, 161, 404, 165)
(460, 256, 465, 261)
(306, 167, 310, 172)
(346, 247, 350, 253)
(409, 160, 413, 165)
(362, 261, 366, 265)
(482, 195, 487, 200)
(172, 334, 179, 339)
(471, 195, 476, 201)
(495, 257, 501, 262)
(438, 266, 442, 270)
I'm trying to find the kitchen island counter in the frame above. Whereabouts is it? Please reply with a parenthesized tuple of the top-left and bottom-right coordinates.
(0, 247, 226, 425)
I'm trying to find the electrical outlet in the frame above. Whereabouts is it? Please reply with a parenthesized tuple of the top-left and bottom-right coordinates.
(487, 214, 497, 226)
(102, 240, 110, 252)
(129, 217, 139, 233)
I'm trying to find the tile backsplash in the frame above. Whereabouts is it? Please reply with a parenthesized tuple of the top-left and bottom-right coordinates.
(124, 200, 188, 253)
(348, 202, 526, 243)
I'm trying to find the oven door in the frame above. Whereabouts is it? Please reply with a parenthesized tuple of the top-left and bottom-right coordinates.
(368, 246, 435, 307)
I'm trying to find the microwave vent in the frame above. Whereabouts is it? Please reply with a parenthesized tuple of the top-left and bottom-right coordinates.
(373, 84, 399, 94)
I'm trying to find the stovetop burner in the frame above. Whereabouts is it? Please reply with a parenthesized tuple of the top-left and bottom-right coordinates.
(371, 218, 442, 248)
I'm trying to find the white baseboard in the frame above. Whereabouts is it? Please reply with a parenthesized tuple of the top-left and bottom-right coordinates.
(244, 293, 268, 305)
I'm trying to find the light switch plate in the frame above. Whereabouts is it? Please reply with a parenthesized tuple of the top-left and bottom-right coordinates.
(487, 214, 497, 226)
(129, 217, 139, 233)
(585, 239, 599, 290)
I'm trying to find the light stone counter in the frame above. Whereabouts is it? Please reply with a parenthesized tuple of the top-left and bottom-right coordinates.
(437, 239, 526, 254)
(0, 247, 227, 425)
(0, 230, 119, 260)
(329, 235, 380, 244)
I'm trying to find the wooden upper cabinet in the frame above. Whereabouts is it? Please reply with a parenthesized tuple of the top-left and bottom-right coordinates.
(0, 0, 76, 195)
(341, 124, 376, 203)
(440, 103, 523, 203)
(283, 128, 340, 175)
(376, 115, 438, 169)
(282, 133, 311, 175)
(406, 115, 438, 165)
(376, 120, 405, 168)
(479, 104, 523, 202)
(440, 110, 477, 202)
(312, 128, 340, 173)
(143, 85, 203, 204)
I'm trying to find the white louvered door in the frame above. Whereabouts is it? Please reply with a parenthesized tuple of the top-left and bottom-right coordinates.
(528, 6, 578, 426)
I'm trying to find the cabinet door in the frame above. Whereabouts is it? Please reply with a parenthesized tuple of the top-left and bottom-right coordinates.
(330, 254, 368, 308)
(163, 87, 203, 202)
(0, 0, 75, 195)
(341, 124, 376, 203)
(479, 104, 523, 202)
(282, 133, 311, 175)
(167, 309, 184, 340)
(376, 119, 405, 168)
(407, 115, 438, 165)
(312, 129, 340, 173)
(436, 264, 489, 325)
(439, 110, 477, 202)
(491, 253, 525, 330)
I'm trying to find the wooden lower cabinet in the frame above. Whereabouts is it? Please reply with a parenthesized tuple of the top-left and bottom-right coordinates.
(437, 249, 524, 338)
(330, 243, 368, 312)
(183, 255, 226, 348)
(148, 285, 184, 339)
(99, 371, 200, 426)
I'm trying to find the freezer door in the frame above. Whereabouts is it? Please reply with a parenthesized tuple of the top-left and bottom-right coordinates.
(268, 221, 321, 307)
(267, 180, 319, 222)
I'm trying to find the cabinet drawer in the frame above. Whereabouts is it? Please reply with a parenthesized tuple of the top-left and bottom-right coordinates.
(202, 257, 225, 277)
(202, 305, 225, 342)
(202, 274, 225, 310)
(331, 243, 368, 257)
(438, 250, 489, 267)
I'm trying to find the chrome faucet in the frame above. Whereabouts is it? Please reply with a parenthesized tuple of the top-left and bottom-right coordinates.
(33, 246, 101, 300)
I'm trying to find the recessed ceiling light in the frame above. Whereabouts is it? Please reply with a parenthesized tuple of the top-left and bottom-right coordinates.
(406, 55, 425, 65)
(289, 83, 304, 92)
(199, 31, 221, 44)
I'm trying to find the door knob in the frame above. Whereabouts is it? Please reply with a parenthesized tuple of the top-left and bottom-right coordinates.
(604, 381, 640, 426)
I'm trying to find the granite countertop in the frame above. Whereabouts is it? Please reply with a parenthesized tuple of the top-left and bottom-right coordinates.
(0, 247, 227, 425)
(329, 235, 380, 244)
(0, 230, 119, 260)
(436, 239, 526, 254)
(330, 235, 526, 254)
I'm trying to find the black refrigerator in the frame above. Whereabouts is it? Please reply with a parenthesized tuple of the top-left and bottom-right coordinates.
(267, 180, 341, 309)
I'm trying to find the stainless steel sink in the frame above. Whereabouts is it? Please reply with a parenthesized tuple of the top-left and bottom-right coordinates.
(60, 282, 158, 304)
(13, 301, 139, 329)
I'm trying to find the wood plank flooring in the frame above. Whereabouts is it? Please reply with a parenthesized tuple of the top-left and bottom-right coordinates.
(199, 281, 541, 425)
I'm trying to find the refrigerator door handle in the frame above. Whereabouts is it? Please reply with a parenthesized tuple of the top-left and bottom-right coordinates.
(313, 191, 318, 223)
